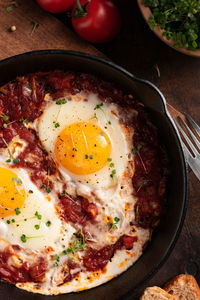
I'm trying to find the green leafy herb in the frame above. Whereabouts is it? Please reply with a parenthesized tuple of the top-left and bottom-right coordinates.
(89, 155, 93, 159)
(19, 117, 29, 124)
(143, 0, 200, 51)
(56, 98, 67, 105)
(12, 177, 22, 185)
(46, 188, 51, 193)
(109, 162, 114, 168)
(13, 158, 20, 164)
(6, 159, 11, 163)
(107, 157, 112, 162)
(132, 144, 142, 155)
(85, 154, 88, 159)
(46, 220, 51, 227)
(1, 115, 9, 121)
(60, 190, 67, 196)
(21, 234, 27, 243)
(109, 216, 120, 231)
(62, 231, 87, 255)
(55, 122, 60, 128)
(15, 207, 21, 215)
(72, 147, 77, 152)
(11, 219, 15, 223)
(35, 211, 42, 220)
(7, 220, 10, 224)
(55, 254, 60, 262)
(34, 224, 40, 230)
(20, 234, 42, 243)
(53, 262, 58, 267)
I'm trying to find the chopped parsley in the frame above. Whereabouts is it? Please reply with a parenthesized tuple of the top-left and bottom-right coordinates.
(20, 234, 43, 243)
(6, 159, 11, 163)
(7, 220, 10, 224)
(107, 157, 112, 162)
(89, 155, 93, 159)
(72, 147, 77, 152)
(34, 224, 40, 230)
(19, 117, 29, 124)
(109, 162, 114, 168)
(53, 262, 58, 267)
(56, 98, 67, 105)
(109, 217, 120, 231)
(85, 154, 88, 159)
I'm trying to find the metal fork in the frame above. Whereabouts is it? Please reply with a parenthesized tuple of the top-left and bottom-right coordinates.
(174, 113, 200, 181)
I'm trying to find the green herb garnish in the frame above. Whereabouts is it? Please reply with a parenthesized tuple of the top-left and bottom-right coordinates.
(143, 0, 200, 51)
(132, 144, 142, 155)
(34, 224, 40, 230)
(46, 220, 51, 227)
(62, 231, 87, 255)
(56, 98, 67, 105)
(55, 122, 60, 128)
(35, 211, 42, 220)
(13, 158, 20, 164)
(109, 217, 120, 231)
(15, 207, 21, 215)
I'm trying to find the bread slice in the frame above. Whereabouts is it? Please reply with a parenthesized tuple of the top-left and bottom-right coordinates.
(140, 286, 178, 300)
(164, 274, 200, 300)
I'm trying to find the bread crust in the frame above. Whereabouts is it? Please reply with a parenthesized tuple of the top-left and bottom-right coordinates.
(140, 286, 178, 300)
(164, 274, 200, 300)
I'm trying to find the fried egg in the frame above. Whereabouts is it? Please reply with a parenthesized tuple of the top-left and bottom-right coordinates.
(0, 158, 74, 251)
(37, 92, 132, 189)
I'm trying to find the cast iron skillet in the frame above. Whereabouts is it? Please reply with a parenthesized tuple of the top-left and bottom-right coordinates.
(0, 50, 188, 300)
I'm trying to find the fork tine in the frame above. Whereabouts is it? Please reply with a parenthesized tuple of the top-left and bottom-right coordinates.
(174, 120, 199, 157)
(184, 113, 200, 138)
(178, 116, 200, 152)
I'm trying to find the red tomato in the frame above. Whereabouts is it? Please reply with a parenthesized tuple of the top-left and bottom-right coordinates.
(36, 0, 74, 13)
(72, 0, 121, 43)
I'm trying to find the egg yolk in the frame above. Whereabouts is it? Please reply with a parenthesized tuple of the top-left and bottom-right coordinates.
(0, 168, 25, 217)
(55, 122, 111, 175)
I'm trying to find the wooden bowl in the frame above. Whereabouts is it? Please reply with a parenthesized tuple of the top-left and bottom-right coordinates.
(137, 0, 200, 58)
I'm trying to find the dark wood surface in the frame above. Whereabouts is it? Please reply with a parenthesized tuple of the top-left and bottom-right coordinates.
(0, 0, 199, 298)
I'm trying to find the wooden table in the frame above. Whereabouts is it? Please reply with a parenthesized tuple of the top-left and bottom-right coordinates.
(0, 0, 199, 298)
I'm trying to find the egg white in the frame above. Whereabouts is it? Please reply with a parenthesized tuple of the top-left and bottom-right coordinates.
(37, 92, 131, 189)
(0, 157, 75, 251)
